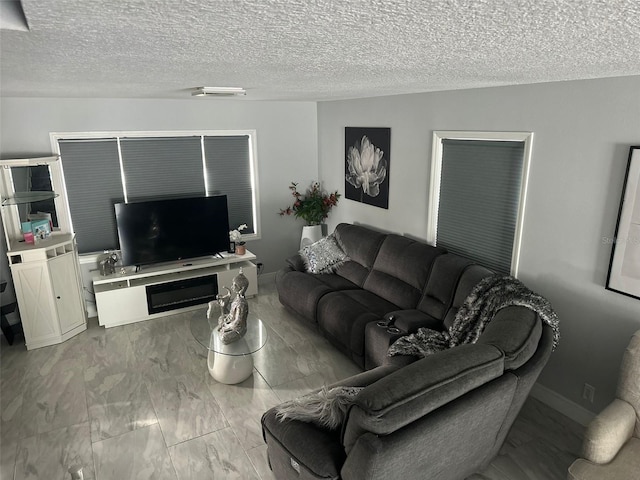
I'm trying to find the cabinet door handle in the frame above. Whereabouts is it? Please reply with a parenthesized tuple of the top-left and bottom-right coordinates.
(57, 296, 61, 299)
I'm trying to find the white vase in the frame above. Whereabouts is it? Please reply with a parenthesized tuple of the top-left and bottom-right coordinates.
(300, 225, 323, 248)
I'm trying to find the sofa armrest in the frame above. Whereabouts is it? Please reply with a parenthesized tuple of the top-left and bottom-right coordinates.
(285, 253, 305, 272)
(388, 309, 443, 333)
(327, 365, 401, 389)
(582, 398, 636, 464)
(342, 343, 504, 451)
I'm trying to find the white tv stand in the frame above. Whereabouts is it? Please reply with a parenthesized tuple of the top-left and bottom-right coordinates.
(93, 250, 257, 328)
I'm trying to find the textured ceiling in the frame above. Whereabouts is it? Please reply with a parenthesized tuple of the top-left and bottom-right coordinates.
(1, 0, 640, 101)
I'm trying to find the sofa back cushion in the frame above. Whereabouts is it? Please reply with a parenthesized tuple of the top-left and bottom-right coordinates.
(334, 223, 386, 286)
(363, 235, 446, 309)
(442, 264, 494, 329)
(417, 254, 476, 320)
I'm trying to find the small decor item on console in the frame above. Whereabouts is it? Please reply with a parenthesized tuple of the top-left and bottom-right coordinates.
(229, 224, 247, 255)
(208, 268, 249, 344)
(98, 251, 119, 276)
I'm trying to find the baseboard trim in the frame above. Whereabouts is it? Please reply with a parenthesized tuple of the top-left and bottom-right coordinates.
(530, 383, 595, 427)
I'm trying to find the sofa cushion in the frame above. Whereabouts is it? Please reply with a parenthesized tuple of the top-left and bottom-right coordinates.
(313, 273, 361, 291)
(317, 290, 399, 362)
(333, 260, 372, 288)
(442, 264, 494, 329)
(362, 235, 445, 309)
(276, 269, 333, 323)
(417, 254, 477, 319)
(334, 223, 386, 285)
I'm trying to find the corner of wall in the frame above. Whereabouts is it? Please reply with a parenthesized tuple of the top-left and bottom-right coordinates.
(530, 382, 595, 427)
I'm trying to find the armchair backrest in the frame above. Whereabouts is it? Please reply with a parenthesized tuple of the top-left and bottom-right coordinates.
(617, 329, 640, 436)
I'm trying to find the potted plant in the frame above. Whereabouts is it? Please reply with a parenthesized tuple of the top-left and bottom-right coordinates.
(279, 181, 340, 247)
(229, 223, 248, 255)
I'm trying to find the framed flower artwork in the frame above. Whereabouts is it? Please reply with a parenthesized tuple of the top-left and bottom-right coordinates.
(606, 146, 640, 299)
(345, 127, 390, 209)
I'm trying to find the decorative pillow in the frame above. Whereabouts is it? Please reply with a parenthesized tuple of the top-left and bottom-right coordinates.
(275, 386, 364, 430)
(299, 234, 348, 274)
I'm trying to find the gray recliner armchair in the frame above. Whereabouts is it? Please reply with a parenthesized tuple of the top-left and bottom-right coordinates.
(262, 307, 554, 480)
(568, 329, 640, 480)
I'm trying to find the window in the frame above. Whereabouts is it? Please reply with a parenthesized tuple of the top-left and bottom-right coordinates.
(427, 131, 533, 276)
(51, 131, 259, 254)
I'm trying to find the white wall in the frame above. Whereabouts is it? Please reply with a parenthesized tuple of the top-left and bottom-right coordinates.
(317, 75, 640, 414)
(0, 98, 318, 280)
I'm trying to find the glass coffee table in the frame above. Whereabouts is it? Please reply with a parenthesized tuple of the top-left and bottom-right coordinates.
(191, 309, 267, 384)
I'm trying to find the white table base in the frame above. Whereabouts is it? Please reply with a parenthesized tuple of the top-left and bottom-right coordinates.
(207, 350, 254, 384)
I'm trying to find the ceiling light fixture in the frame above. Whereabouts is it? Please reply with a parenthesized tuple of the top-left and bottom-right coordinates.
(192, 87, 246, 97)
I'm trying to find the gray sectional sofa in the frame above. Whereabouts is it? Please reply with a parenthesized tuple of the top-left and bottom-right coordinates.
(275, 222, 496, 370)
(263, 223, 555, 480)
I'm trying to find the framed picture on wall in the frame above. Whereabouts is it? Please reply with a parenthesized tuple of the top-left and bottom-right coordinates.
(344, 127, 390, 209)
(606, 146, 640, 300)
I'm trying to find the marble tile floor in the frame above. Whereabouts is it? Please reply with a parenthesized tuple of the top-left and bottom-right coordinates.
(0, 280, 585, 480)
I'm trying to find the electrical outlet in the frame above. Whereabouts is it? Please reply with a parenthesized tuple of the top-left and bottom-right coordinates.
(582, 383, 595, 403)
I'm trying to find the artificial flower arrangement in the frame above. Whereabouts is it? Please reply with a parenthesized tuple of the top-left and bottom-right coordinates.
(279, 181, 340, 225)
(229, 224, 248, 246)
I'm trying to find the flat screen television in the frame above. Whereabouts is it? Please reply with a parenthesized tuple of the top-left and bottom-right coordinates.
(114, 195, 230, 267)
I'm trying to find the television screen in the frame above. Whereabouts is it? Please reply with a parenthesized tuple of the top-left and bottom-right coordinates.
(114, 196, 230, 267)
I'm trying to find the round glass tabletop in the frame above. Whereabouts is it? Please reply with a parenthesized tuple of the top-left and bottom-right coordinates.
(190, 309, 267, 356)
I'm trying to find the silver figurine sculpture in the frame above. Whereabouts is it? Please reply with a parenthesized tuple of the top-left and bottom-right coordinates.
(207, 268, 249, 344)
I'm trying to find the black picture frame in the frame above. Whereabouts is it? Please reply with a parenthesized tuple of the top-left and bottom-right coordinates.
(345, 127, 390, 209)
(606, 146, 640, 300)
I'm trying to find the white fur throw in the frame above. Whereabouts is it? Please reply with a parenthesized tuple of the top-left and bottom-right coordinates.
(275, 386, 364, 430)
(388, 274, 560, 359)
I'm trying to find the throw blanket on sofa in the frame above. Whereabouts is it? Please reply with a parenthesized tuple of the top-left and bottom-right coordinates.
(388, 275, 560, 358)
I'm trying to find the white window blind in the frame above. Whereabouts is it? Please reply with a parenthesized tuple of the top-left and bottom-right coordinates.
(437, 139, 525, 275)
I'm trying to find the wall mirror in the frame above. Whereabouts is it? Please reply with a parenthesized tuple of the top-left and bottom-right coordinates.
(0, 156, 71, 246)
(5, 165, 59, 227)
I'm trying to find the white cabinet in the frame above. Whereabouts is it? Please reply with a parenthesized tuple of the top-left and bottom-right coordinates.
(7, 235, 86, 350)
(93, 251, 258, 328)
(1, 156, 86, 349)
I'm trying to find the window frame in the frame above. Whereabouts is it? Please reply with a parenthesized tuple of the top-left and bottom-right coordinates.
(427, 131, 533, 276)
(49, 129, 261, 251)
